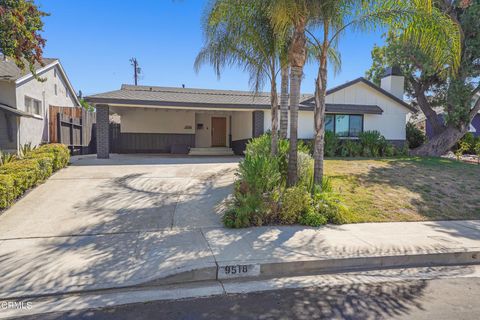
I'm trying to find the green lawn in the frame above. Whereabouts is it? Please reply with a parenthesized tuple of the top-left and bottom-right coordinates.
(325, 157, 480, 222)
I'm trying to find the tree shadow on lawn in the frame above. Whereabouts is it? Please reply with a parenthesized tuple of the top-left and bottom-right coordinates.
(330, 157, 480, 222)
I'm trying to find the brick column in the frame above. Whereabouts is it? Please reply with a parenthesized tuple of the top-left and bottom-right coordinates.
(252, 111, 264, 138)
(96, 104, 110, 159)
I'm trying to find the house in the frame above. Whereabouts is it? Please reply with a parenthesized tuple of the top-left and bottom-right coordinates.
(0, 55, 80, 152)
(86, 68, 415, 158)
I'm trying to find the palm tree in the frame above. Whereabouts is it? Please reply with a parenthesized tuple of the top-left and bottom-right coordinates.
(279, 62, 290, 140)
(195, 0, 286, 155)
(271, 0, 461, 186)
(269, 0, 324, 186)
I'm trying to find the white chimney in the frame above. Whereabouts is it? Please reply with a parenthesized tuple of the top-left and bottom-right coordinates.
(380, 66, 405, 100)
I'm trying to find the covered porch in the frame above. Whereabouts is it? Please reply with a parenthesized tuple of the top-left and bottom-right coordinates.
(95, 104, 265, 158)
(85, 84, 272, 159)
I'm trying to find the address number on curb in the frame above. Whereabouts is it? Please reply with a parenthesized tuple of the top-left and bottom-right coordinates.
(218, 264, 260, 279)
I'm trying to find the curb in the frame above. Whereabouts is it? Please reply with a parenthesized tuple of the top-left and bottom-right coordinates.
(140, 250, 480, 287)
(2, 250, 479, 300)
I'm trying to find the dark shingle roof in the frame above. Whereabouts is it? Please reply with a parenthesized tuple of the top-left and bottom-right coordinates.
(85, 81, 398, 114)
(0, 55, 58, 81)
(87, 84, 313, 108)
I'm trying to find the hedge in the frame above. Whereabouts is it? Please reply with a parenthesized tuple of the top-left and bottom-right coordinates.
(0, 144, 70, 209)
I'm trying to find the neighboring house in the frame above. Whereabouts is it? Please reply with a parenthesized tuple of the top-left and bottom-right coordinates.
(86, 68, 415, 158)
(411, 92, 480, 138)
(0, 55, 80, 152)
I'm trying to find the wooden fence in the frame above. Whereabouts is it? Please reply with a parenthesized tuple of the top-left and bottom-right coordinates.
(49, 106, 96, 154)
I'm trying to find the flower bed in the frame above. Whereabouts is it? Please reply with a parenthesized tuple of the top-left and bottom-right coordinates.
(0, 144, 70, 209)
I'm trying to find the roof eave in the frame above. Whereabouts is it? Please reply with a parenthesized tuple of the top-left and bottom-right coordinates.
(15, 60, 81, 107)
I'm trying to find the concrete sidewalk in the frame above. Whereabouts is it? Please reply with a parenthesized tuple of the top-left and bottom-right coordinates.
(0, 220, 479, 299)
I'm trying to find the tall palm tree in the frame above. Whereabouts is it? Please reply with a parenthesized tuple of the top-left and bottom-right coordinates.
(271, 0, 461, 186)
(307, 0, 461, 185)
(279, 61, 290, 140)
(269, 0, 324, 186)
(195, 0, 286, 155)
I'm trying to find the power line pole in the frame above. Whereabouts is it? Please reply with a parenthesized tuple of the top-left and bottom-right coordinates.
(130, 58, 141, 86)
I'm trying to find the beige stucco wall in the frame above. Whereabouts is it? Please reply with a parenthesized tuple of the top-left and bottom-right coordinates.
(120, 108, 196, 134)
(195, 113, 231, 147)
(231, 111, 252, 141)
(263, 110, 315, 139)
(0, 81, 16, 107)
(15, 65, 78, 147)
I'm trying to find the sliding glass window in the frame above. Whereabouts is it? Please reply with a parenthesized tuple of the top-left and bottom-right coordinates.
(325, 114, 363, 137)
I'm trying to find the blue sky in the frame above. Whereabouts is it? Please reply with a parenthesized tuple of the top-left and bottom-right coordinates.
(37, 0, 386, 96)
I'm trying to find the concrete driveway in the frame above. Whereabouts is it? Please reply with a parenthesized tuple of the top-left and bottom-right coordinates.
(0, 154, 239, 239)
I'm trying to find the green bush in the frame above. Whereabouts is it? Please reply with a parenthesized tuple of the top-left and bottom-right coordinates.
(0, 144, 69, 209)
(0, 175, 15, 208)
(359, 131, 384, 157)
(299, 207, 328, 227)
(223, 135, 353, 228)
(31, 144, 70, 171)
(339, 140, 362, 157)
(324, 131, 338, 157)
(312, 191, 352, 224)
(406, 123, 426, 149)
(457, 132, 479, 154)
(279, 186, 310, 224)
(297, 151, 314, 191)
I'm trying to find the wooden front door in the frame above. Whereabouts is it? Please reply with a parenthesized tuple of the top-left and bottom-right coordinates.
(211, 117, 226, 147)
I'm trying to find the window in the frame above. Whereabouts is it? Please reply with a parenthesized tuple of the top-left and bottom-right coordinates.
(54, 69, 57, 78)
(24, 96, 42, 116)
(325, 115, 334, 132)
(335, 115, 350, 137)
(325, 114, 363, 137)
(54, 84, 58, 95)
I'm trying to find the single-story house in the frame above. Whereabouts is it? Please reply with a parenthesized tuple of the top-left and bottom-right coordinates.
(86, 68, 415, 158)
(0, 55, 80, 153)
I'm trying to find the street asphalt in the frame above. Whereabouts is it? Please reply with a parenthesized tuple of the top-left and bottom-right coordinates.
(14, 276, 480, 320)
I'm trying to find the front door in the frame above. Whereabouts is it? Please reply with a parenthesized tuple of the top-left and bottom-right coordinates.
(211, 117, 226, 147)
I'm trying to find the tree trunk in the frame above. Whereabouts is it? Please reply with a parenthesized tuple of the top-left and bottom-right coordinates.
(412, 81, 445, 136)
(410, 125, 467, 156)
(313, 66, 327, 185)
(279, 65, 289, 139)
(270, 77, 279, 155)
(287, 21, 307, 187)
(412, 90, 480, 156)
(288, 66, 302, 186)
(313, 24, 329, 186)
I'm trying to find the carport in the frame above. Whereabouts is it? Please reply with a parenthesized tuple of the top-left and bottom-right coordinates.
(85, 85, 269, 158)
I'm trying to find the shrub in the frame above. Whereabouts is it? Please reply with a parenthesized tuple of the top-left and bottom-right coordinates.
(31, 144, 70, 171)
(0, 144, 69, 209)
(236, 153, 281, 195)
(297, 151, 314, 191)
(339, 140, 362, 157)
(312, 191, 352, 224)
(324, 131, 338, 157)
(406, 123, 426, 149)
(279, 186, 310, 224)
(458, 132, 478, 154)
(0, 175, 15, 208)
(455, 141, 471, 160)
(0, 151, 15, 166)
(299, 207, 328, 227)
(359, 131, 384, 157)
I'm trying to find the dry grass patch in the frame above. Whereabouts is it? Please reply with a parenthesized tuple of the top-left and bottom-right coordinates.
(325, 157, 480, 223)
